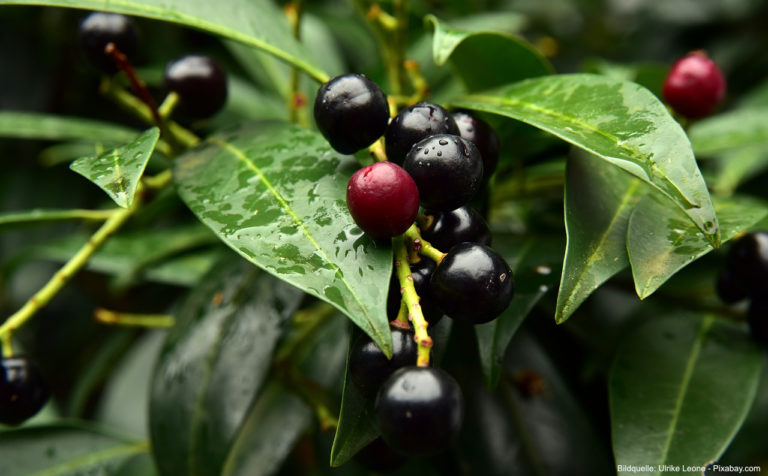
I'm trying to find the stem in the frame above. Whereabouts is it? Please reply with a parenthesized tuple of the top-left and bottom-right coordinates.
(1, 334, 12, 358)
(0, 206, 135, 338)
(353, 1, 408, 96)
(404, 224, 446, 264)
(158, 92, 180, 120)
(285, 0, 310, 126)
(94, 308, 175, 328)
(391, 300, 410, 329)
(105, 43, 161, 124)
(368, 138, 388, 162)
(393, 235, 432, 366)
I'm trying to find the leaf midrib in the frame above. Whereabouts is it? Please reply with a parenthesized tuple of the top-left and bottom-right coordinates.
(657, 316, 714, 467)
(208, 137, 386, 349)
(28, 441, 148, 476)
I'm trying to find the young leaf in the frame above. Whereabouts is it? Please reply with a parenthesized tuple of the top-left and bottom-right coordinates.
(0, 424, 148, 476)
(149, 257, 304, 476)
(689, 107, 768, 156)
(426, 14, 552, 92)
(556, 151, 647, 323)
(610, 313, 762, 474)
(0, 111, 137, 143)
(475, 234, 564, 388)
(70, 127, 159, 208)
(329, 327, 379, 467)
(450, 74, 720, 246)
(627, 194, 768, 299)
(0, 0, 328, 82)
(173, 121, 394, 357)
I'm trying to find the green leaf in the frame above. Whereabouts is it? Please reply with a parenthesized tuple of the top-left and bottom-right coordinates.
(689, 107, 768, 156)
(0, 424, 147, 476)
(450, 74, 720, 246)
(222, 315, 349, 476)
(70, 128, 159, 208)
(0, 111, 137, 143)
(0, 208, 115, 232)
(475, 234, 563, 388)
(555, 151, 647, 323)
(0, 0, 328, 82)
(173, 121, 393, 356)
(610, 313, 763, 475)
(707, 145, 768, 195)
(426, 14, 552, 92)
(149, 257, 304, 476)
(329, 327, 379, 467)
(627, 194, 768, 299)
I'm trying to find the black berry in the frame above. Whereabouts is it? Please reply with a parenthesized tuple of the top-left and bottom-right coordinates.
(421, 206, 491, 251)
(349, 328, 417, 400)
(663, 52, 726, 119)
(723, 232, 768, 297)
(164, 55, 228, 119)
(78, 12, 138, 73)
(430, 243, 514, 324)
(0, 357, 49, 426)
(715, 268, 748, 304)
(452, 111, 500, 179)
(384, 102, 459, 165)
(346, 161, 419, 239)
(314, 74, 390, 154)
(747, 297, 768, 346)
(403, 134, 483, 211)
(354, 437, 407, 472)
(387, 259, 443, 327)
(375, 366, 463, 455)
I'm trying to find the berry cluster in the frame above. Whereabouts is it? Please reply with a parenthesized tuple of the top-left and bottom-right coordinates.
(314, 73, 514, 460)
(0, 357, 50, 426)
(716, 232, 768, 345)
(78, 12, 228, 120)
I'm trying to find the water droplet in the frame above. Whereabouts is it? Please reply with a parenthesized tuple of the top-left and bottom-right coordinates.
(438, 139, 448, 145)
(437, 151, 442, 156)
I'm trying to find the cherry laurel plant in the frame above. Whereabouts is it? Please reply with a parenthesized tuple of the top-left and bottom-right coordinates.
(0, 2, 767, 475)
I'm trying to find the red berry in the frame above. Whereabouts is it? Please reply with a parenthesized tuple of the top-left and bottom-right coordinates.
(346, 162, 419, 239)
(663, 52, 726, 119)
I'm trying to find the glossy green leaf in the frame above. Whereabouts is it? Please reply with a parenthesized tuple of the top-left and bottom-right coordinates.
(450, 74, 720, 246)
(708, 145, 768, 195)
(173, 121, 393, 356)
(149, 257, 304, 476)
(0, 111, 137, 143)
(70, 128, 159, 208)
(0, 0, 328, 82)
(475, 234, 564, 388)
(329, 327, 379, 467)
(555, 151, 647, 323)
(426, 15, 552, 92)
(610, 313, 763, 474)
(627, 194, 768, 299)
(222, 315, 349, 476)
(0, 424, 147, 476)
(689, 107, 768, 156)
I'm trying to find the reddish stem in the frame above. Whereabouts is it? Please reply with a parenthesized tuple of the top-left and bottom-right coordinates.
(105, 42, 161, 124)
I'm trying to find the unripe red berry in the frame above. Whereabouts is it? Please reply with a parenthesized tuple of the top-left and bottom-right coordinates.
(346, 162, 419, 239)
(663, 52, 726, 119)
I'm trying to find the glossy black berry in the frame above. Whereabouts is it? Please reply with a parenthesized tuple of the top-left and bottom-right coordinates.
(386, 259, 443, 327)
(164, 55, 228, 119)
(663, 52, 726, 119)
(452, 111, 500, 179)
(421, 206, 491, 251)
(715, 269, 748, 304)
(384, 102, 459, 165)
(430, 243, 514, 324)
(78, 12, 138, 73)
(0, 357, 49, 426)
(375, 366, 463, 456)
(354, 437, 407, 472)
(723, 232, 768, 297)
(747, 297, 768, 346)
(314, 74, 390, 154)
(347, 161, 419, 239)
(349, 328, 418, 400)
(403, 134, 483, 211)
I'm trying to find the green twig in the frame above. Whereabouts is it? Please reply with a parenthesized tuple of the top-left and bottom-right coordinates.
(404, 224, 446, 264)
(1, 333, 12, 358)
(393, 235, 432, 366)
(286, 0, 310, 126)
(94, 308, 176, 328)
(158, 91, 180, 120)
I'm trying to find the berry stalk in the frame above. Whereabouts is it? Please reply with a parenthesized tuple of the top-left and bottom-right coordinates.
(105, 42, 161, 124)
(404, 224, 446, 264)
(393, 235, 432, 367)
